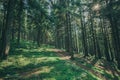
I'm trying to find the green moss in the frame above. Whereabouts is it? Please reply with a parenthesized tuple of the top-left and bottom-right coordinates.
(0, 40, 102, 80)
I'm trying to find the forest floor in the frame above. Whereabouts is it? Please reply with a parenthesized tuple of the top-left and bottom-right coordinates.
(0, 41, 120, 80)
(51, 49, 120, 80)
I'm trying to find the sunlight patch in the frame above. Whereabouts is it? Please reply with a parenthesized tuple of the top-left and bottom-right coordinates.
(12, 57, 31, 67)
(43, 78, 56, 80)
(20, 66, 54, 78)
(35, 57, 59, 63)
(92, 4, 100, 11)
(81, 72, 87, 78)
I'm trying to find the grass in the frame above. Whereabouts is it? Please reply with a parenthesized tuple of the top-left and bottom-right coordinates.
(74, 56, 120, 80)
(0, 40, 101, 80)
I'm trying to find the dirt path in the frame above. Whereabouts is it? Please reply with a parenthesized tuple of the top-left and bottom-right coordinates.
(50, 49, 120, 80)
(1, 48, 119, 80)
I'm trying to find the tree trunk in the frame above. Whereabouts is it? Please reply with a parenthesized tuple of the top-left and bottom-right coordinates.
(109, 17, 120, 69)
(0, 0, 14, 59)
(17, 0, 23, 46)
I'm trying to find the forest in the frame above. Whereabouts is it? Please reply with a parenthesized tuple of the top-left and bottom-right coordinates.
(0, 0, 120, 80)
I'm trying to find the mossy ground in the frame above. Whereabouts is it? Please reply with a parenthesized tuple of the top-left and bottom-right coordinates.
(0, 40, 119, 80)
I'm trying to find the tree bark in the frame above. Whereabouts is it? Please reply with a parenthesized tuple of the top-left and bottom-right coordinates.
(17, 0, 23, 46)
(0, 0, 14, 59)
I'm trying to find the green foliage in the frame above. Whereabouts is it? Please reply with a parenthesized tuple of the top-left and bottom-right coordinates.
(0, 41, 100, 80)
(0, 0, 120, 79)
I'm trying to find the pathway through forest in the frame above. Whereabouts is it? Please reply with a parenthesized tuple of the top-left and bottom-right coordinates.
(0, 47, 120, 80)
(50, 49, 120, 80)
(18, 48, 120, 80)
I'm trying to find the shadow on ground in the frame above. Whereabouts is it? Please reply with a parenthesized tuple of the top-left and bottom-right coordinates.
(0, 47, 98, 80)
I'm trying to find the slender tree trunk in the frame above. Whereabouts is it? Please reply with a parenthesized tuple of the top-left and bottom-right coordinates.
(89, 13, 97, 57)
(65, 12, 70, 52)
(17, 0, 23, 46)
(37, 26, 42, 47)
(79, 8, 88, 57)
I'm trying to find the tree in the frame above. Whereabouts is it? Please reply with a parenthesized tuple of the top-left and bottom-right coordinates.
(0, 0, 15, 59)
